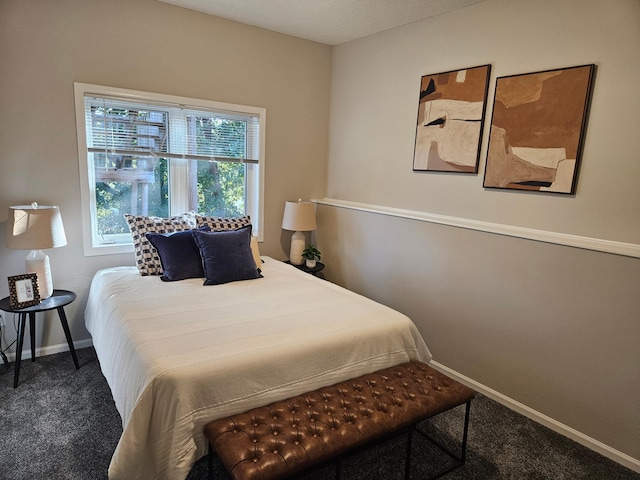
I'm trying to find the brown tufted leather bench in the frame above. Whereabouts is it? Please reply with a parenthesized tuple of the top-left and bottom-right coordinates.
(204, 361, 474, 480)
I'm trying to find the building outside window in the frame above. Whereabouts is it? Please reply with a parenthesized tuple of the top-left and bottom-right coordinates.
(74, 83, 265, 256)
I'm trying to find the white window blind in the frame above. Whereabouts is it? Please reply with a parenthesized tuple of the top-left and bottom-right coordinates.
(74, 83, 265, 256)
(84, 95, 261, 164)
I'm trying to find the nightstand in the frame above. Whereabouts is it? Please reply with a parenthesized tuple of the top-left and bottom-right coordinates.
(0, 289, 80, 388)
(285, 261, 326, 279)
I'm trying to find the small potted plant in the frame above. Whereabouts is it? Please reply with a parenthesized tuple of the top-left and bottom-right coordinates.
(301, 244, 321, 268)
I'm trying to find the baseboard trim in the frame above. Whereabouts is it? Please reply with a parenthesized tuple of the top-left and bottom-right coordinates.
(312, 197, 640, 258)
(3, 338, 94, 363)
(430, 360, 640, 473)
(5, 341, 637, 472)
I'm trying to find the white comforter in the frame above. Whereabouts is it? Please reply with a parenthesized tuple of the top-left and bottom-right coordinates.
(85, 257, 432, 480)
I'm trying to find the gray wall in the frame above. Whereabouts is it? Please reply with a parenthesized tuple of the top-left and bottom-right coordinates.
(1, 0, 638, 469)
(322, 0, 639, 464)
(0, 0, 330, 351)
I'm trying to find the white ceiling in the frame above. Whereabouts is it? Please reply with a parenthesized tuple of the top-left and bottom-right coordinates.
(158, 0, 485, 45)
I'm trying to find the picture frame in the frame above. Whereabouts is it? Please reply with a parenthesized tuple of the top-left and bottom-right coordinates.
(8, 273, 41, 309)
(483, 64, 595, 194)
(413, 64, 492, 173)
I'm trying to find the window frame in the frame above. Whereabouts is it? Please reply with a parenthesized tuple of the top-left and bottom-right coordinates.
(74, 83, 265, 256)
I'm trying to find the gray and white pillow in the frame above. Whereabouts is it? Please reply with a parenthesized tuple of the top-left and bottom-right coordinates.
(195, 215, 251, 231)
(124, 213, 196, 276)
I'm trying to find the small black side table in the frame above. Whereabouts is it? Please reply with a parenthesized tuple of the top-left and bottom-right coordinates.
(285, 261, 325, 278)
(0, 289, 79, 388)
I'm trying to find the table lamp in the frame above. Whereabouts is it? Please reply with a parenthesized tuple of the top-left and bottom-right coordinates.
(281, 199, 316, 265)
(6, 203, 67, 299)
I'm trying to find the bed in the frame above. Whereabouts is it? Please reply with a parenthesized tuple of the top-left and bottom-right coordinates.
(85, 256, 432, 479)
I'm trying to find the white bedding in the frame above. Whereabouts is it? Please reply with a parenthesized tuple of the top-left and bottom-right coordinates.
(85, 257, 432, 480)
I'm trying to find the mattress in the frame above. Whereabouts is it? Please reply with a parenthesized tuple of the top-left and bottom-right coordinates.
(85, 257, 432, 479)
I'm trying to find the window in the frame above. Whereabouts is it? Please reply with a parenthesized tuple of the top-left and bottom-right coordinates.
(74, 83, 265, 255)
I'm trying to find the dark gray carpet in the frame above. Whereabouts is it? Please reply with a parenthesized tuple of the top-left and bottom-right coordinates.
(0, 347, 637, 480)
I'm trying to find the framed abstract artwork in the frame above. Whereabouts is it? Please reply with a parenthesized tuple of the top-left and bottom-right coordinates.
(483, 64, 595, 194)
(413, 64, 491, 173)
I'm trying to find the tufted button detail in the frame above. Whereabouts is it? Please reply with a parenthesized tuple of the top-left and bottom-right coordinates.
(205, 361, 475, 480)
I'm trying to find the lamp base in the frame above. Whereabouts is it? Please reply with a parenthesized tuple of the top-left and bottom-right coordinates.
(25, 250, 53, 299)
(289, 231, 305, 265)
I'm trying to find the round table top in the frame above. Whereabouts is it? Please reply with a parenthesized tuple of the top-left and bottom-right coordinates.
(0, 289, 76, 313)
(285, 261, 325, 273)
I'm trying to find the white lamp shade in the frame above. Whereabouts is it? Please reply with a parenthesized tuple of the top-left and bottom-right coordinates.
(282, 200, 316, 265)
(281, 201, 317, 231)
(6, 204, 67, 250)
(6, 204, 67, 299)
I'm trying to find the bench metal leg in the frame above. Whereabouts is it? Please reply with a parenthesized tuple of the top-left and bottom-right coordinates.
(413, 399, 473, 479)
(460, 400, 471, 464)
(405, 426, 414, 480)
(208, 444, 213, 480)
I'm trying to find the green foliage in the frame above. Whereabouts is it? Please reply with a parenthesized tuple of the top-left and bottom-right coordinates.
(194, 116, 246, 216)
(95, 182, 130, 237)
(302, 244, 321, 261)
(197, 160, 244, 217)
(93, 112, 248, 237)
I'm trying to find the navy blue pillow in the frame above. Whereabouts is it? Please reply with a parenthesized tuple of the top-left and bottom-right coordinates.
(146, 227, 209, 281)
(191, 225, 263, 286)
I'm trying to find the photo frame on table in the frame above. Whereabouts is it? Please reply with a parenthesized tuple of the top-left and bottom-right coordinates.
(8, 273, 40, 309)
(413, 64, 491, 173)
(483, 64, 595, 194)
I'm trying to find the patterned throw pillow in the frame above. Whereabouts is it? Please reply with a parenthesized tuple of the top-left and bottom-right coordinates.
(195, 215, 251, 231)
(124, 213, 196, 276)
